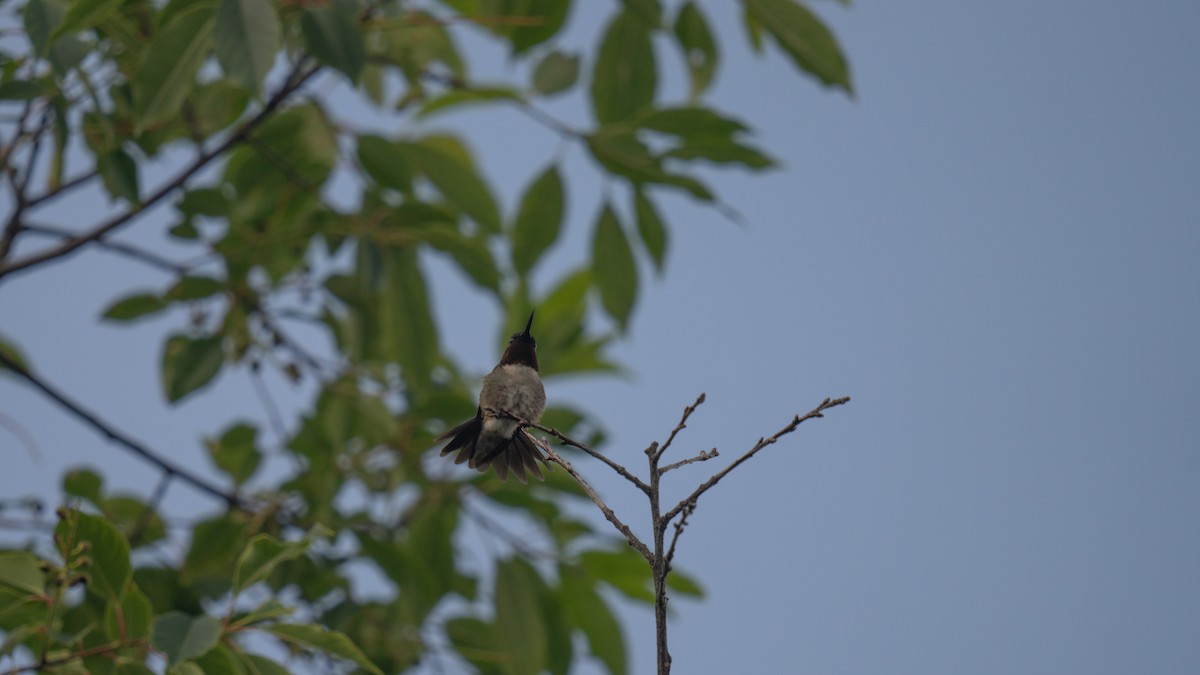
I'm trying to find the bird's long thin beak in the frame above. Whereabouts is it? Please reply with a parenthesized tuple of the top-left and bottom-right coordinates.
(522, 311, 535, 337)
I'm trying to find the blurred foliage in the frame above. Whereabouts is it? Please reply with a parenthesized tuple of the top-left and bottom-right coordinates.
(0, 0, 849, 671)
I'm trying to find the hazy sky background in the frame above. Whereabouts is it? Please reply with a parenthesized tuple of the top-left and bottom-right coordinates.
(3, 1, 1200, 674)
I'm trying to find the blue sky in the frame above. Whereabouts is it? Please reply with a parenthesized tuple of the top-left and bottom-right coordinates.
(3, 1, 1200, 674)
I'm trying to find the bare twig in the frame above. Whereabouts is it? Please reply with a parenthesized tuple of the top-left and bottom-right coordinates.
(25, 170, 99, 208)
(0, 60, 320, 281)
(653, 393, 706, 461)
(662, 396, 850, 525)
(0, 349, 243, 509)
(22, 222, 188, 274)
(659, 448, 718, 474)
(664, 500, 695, 568)
(484, 406, 650, 494)
(537, 440, 652, 562)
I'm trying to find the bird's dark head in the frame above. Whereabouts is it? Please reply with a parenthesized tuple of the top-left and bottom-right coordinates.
(499, 311, 538, 370)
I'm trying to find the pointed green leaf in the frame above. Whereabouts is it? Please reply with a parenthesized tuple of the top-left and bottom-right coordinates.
(55, 510, 131, 601)
(633, 190, 667, 273)
(97, 148, 140, 204)
(104, 584, 153, 641)
(214, 0, 281, 98)
(151, 612, 223, 666)
(532, 51, 580, 96)
(161, 334, 224, 403)
(591, 10, 656, 124)
(620, 0, 662, 27)
(0, 80, 51, 100)
(0, 552, 44, 595)
(24, 0, 64, 58)
(667, 569, 705, 597)
(133, 3, 216, 131)
(665, 137, 775, 169)
(166, 275, 225, 301)
(579, 549, 654, 603)
(505, 1, 570, 55)
(372, 244, 439, 393)
(416, 85, 525, 119)
(511, 165, 565, 275)
(743, 0, 852, 92)
(54, 0, 120, 38)
(401, 140, 500, 232)
(265, 623, 382, 675)
(405, 221, 501, 293)
(301, 5, 365, 82)
(101, 293, 166, 322)
(494, 558, 548, 675)
(205, 422, 261, 486)
(357, 134, 412, 192)
(562, 569, 626, 675)
(591, 204, 638, 331)
(233, 532, 313, 594)
(674, 1, 718, 99)
(63, 467, 103, 504)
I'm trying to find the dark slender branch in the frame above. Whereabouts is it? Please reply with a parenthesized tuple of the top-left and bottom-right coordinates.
(662, 397, 850, 524)
(0, 60, 320, 281)
(128, 472, 173, 547)
(535, 438, 652, 562)
(25, 170, 99, 208)
(22, 222, 188, 273)
(654, 393, 705, 461)
(485, 406, 650, 494)
(0, 350, 243, 509)
(0, 102, 41, 261)
(664, 501, 694, 568)
(659, 448, 718, 474)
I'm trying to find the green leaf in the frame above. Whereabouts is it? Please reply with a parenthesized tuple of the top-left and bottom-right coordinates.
(54, 0, 120, 38)
(532, 51, 580, 96)
(104, 584, 153, 641)
(24, 0, 64, 58)
(0, 334, 28, 373)
(374, 244, 439, 393)
(639, 106, 747, 138)
(590, 204, 638, 331)
(416, 85, 525, 119)
(192, 642, 243, 675)
(446, 617, 503, 669)
(233, 529, 324, 594)
(401, 139, 501, 232)
(183, 515, 249, 581)
(674, 1, 718, 99)
(102, 495, 167, 547)
(0, 80, 51, 100)
(357, 134, 412, 192)
(633, 190, 667, 274)
(585, 130, 714, 201)
(404, 221, 501, 293)
(265, 623, 382, 675)
(55, 510, 132, 601)
(665, 137, 775, 169)
(301, 5, 365, 82)
(213, 0, 281, 98)
(63, 467, 104, 504)
(101, 293, 165, 322)
(591, 10, 657, 124)
(151, 612, 223, 666)
(161, 334, 224, 403)
(504, 1, 570, 56)
(562, 569, 626, 675)
(494, 558, 548, 675)
(579, 549, 654, 603)
(667, 569, 705, 597)
(133, 3, 216, 131)
(97, 148, 140, 204)
(743, 0, 852, 92)
(620, 0, 662, 27)
(511, 165, 565, 275)
(0, 552, 44, 595)
(205, 422, 261, 486)
(166, 275, 225, 301)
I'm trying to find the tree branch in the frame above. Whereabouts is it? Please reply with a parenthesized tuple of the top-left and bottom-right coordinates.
(0, 60, 320, 281)
(662, 396, 850, 525)
(659, 448, 718, 474)
(0, 350, 243, 509)
(22, 222, 188, 274)
(536, 438, 653, 562)
(654, 393, 705, 461)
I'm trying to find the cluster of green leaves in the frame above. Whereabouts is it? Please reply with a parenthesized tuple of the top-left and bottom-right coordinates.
(1, 0, 849, 672)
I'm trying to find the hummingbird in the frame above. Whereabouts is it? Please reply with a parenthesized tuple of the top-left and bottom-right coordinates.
(437, 311, 548, 483)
